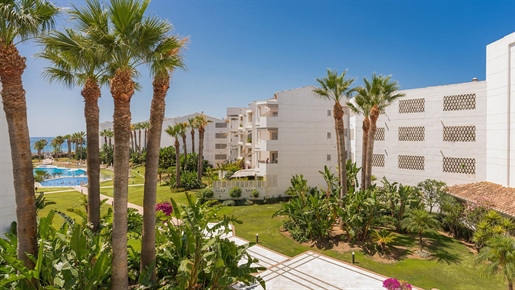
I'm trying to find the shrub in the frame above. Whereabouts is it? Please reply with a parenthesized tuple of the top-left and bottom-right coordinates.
(181, 171, 202, 190)
(229, 186, 242, 199)
(156, 201, 173, 216)
(197, 188, 215, 204)
(251, 189, 260, 199)
(222, 200, 236, 206)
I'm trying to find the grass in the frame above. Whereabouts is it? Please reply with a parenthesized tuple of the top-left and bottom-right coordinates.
(36, 176, 507, 290)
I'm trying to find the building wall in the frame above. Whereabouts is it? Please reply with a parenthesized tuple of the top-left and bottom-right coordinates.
(0, 102, 17, 235)
(486, 32, 515, 186)
(354, 81, 487, 187)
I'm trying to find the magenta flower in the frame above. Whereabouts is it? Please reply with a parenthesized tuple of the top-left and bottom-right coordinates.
(156, 202, 173, 216)
(383, 278, 412, 290)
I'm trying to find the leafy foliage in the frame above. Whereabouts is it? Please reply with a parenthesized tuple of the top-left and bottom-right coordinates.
(229, 186, 242, 199)
(339, 188, 383, 242)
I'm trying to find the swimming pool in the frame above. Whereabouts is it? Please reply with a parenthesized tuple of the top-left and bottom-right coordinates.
(39, 177, 88, 187)
(34, 165, 86, 177)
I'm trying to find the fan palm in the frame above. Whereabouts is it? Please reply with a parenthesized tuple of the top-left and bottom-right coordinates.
(166, 124, 182, 188)
(401, 208, 440, 252)
(179, 122, 188, 167)
(0, 0, 58, 268)
(364, 74, 404, 189)
(476, 235, 515, 290)
(196, 113, 211, 181)
(141, 29, 185, 280)
(188, 117, 198, 153)
(33, 139, 47, 161)
(64, 134, 72, 160)
(313, 69, 355, 199)
(39, 28, 107, 231)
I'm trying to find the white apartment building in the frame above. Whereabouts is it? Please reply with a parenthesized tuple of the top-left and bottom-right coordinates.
(99, 112, 229, 167)
(219, 86, 352, 197)
(0, 96, 17, 235)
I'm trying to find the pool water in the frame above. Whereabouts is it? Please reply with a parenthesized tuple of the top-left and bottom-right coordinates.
(34, 165, 86, 177)
(40, 177, 88, 187)
(35, 165, 88, 187)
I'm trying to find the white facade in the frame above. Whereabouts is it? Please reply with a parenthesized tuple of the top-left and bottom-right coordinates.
(486, 33, 515, 187)
(99, 112, 229, 167)
(354, 81, 487, 187)
(0, 97, 17, 235)
(223, 86, 352, 196)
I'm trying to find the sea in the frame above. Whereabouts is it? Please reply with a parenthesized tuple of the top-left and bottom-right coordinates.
(30, 137, 71, 154)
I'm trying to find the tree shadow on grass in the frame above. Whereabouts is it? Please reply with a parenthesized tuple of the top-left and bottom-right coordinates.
(431, 249, 462, 265)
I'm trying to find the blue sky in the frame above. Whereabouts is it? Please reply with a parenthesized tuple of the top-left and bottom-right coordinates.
(20, 0, 515, 137)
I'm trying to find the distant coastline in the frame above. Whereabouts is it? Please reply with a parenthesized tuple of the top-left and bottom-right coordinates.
(30, 137, 71, 154)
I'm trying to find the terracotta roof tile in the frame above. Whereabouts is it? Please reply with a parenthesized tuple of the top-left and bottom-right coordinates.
(448, 181, 515, 218)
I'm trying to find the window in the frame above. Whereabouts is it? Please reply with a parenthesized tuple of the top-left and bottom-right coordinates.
(327, 110, 331, 116)
(327, 132, 331, 139)
(327, 154, 331, 161)
(215, 122, 227, 128)
(399, 98, 425, 113)
(215, 154, 227, 160)
(215, 133, 226, 139)
(215, 143, 227, 149)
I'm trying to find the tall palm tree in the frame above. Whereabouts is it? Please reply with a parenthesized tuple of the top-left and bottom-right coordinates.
(76, 0, 171, 286)
(130, 123, 136, 153)
(100, 129, 109, 147)
(313, 69, 355, 199)
(141, 34, 185, 280)
(166, 124, 182, 188)
(106, 128, 114, 146)
(140, 121, 149, 150)
(39, 27, 107, 231)
(188, 117, 197, 153)
(179, 122, 188, 167)
(50, 137, 59, 157)
(364, 74, 404, 189)
(476, 235, 515, 290)
(64, 134, 72, 160)
(0, 0, 58, 268)
(54, 135, 65, 155)
(196, 113, 211, 181)
(33, 139, 47, 161)
(348, 84, 373, 190)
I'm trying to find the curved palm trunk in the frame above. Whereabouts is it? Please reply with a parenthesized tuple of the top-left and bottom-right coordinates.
(141, 75, 169, 281)
(197, 127, 205, 181)
(110, 70, 134, 289)
(0, 42, 37, 269)
(82, 79, 101, 232)
(38, 149, 42, 161)
(333, 102, 347, 199)
(175, 138, 181, 186)
(366, 106, 380, 189)
(191, 129, 195, 153)
(361, 116, 370, 190)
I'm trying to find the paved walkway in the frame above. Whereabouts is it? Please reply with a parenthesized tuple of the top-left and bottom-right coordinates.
(74, 185, 143, 214)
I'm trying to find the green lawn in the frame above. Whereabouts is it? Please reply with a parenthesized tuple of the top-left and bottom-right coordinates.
(37, 183, 507, 290)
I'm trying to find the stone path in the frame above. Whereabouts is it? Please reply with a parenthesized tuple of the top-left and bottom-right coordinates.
(74, 185, 143, 214)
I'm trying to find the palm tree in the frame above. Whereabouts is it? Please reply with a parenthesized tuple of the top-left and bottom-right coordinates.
(179, 122, 188, 167)
(0, 0, 59, 269)
(100, 129, 109, 147)
(371, 228, 397, 255)
(196, 113, 211, 181)
(364, 74, 404, 189)
(64, 134, 72, 160)
(140, 121, 150, 150)
(141, 33, 185, 280)
(50, 137, 59, 157)
(166, 124, 182, 188)
(106, 129, 114, 146)
(54, 135, 65, 155)
(188, 117, 198, 153)
(74, 0, 171, 286)
(347, 87, 372, 190)
(313, 69, 355, 199)
(401, 208, 440, 252)
(39, 25, 108, 232)
(130, 123, 136, 153)
(476, 235, 515, 290)
(33, 139, 47, 161)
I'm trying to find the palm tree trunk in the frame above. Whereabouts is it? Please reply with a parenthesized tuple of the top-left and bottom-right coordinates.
(0, 42, 37, 269)
(82, 79, 101, 232)
(110, 70, 133, 289)
(138, 129, 142, 155)
(361, 117, 370, 190)
(182, 134, 187, 169)
(191, 129, 195, 153)
(197, 127, 205, 181)
(366, 106, 380, 189)
(67, 139, 71, 160)
(175, 138, 181, 187)
(508, 280, 513, 290)
(333, 102, 347, 199)
(141, 76, 169, 282)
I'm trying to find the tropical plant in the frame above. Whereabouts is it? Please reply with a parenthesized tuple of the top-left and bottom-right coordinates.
(250, 189, 260, 199)
(64, 134, 72, 160)
(346, 160, 361, 191)
(33, 139, 47, 161)
(476, 235, 515, 290)
(0, 0, 58, 268)
(188, 117, 198, 153)
(159, 146, 175, 169)
(361, 74, 404, 189)
(196, 113, 211, 180)
(473, 210, 515, 250)
(319, 165, 338, 198)
(339, 188, 384, 242)
(401, 208, 440, 253)
(371, 229, 397, 256)
(378, 178, 421, 232)
(440, 195, 469, 238)
(229, 186, 242, 199)
(313, 69, 355, 198)
(197, 188, 214, 203)
(166, 124, 182, 188)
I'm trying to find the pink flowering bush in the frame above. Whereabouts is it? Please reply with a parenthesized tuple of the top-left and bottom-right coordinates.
(156, 201, 173, 216)
(383, 278, 412, 290)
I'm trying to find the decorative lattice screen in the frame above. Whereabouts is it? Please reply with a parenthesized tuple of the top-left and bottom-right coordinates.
(443, 126, 476, 142)
(443, 157, 475, 174)
(372, 154, 385, 167)
(399, 98, 425, 113)
(398, 155, 425, 170)
(375, 127, 385, 141)
(443, 94, 476, 111)
(398, 127, 425, 141)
